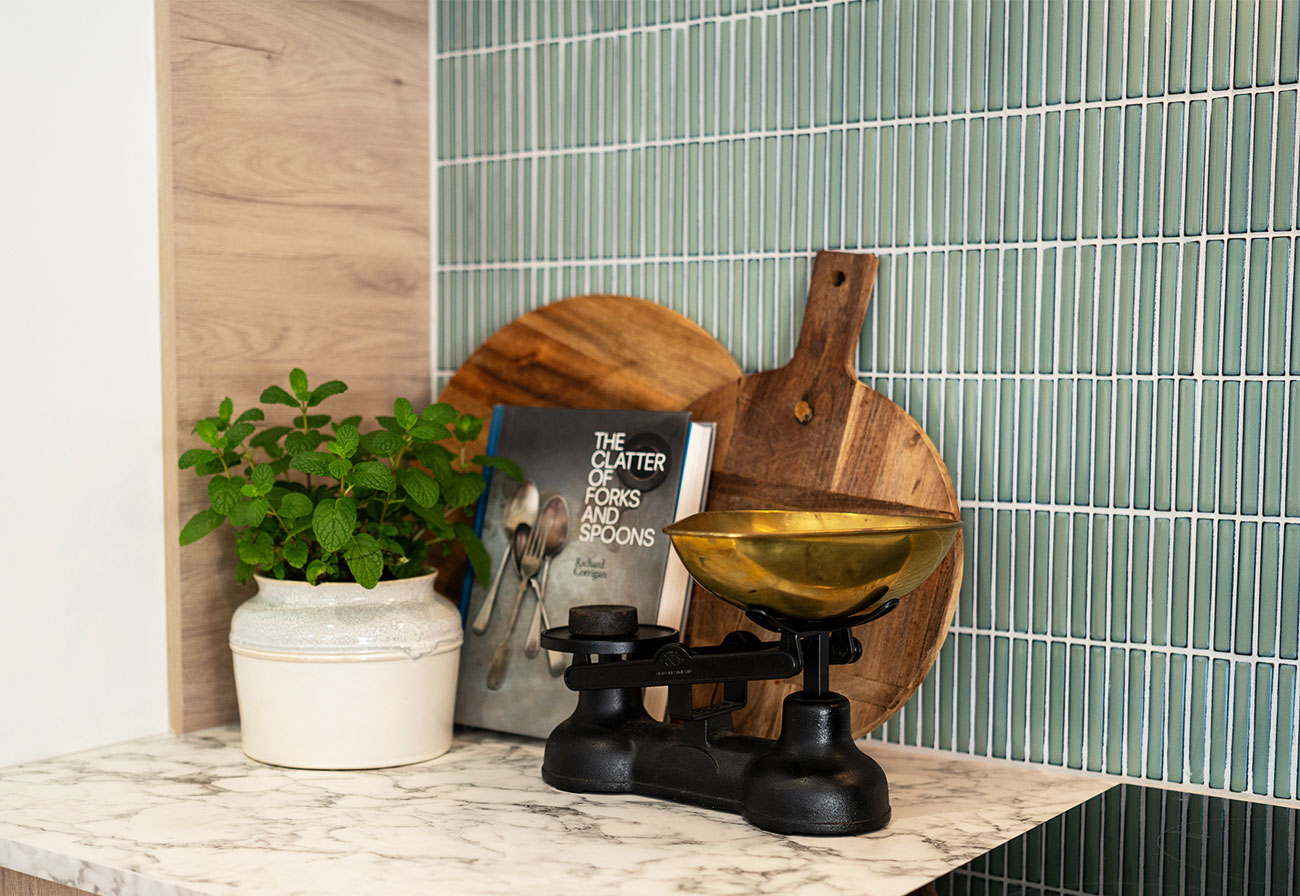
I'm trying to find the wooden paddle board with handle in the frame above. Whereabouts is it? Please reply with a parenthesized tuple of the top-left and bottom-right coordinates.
(684, 250, 964, 739)
(433, 294, 743, 598)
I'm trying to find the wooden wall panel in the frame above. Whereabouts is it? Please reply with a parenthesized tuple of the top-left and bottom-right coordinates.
(158, 0, 430, 732)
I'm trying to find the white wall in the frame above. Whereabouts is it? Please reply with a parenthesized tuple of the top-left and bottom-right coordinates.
(0, 1, 168, 765)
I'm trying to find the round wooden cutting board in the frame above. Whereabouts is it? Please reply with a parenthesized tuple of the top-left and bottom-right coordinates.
(432, 294, 744, 596)
(683, 251, 964, 739)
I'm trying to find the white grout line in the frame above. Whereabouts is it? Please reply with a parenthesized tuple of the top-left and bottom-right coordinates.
(429, 227, 1300, 269)
(434, 81, 1300, 166)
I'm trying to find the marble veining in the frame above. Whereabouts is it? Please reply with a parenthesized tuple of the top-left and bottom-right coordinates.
(0, 727, 1111, 896)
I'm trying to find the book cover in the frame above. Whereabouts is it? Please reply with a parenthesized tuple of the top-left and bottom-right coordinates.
(455, 405, 699, 738)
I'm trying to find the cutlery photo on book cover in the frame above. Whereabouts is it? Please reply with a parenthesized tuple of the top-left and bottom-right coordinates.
(456, 406, 715, 739)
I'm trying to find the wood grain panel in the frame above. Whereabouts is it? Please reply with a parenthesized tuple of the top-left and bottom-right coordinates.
(158, 0, 430, 732)
(0, 868, 91, 896)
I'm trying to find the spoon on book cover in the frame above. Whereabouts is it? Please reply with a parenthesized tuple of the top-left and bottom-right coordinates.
(472, 480, 538, 635)
(524, 494, 570, 675)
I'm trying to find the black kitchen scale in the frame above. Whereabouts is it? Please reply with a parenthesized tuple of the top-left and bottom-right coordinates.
(539, 510, 961, 836)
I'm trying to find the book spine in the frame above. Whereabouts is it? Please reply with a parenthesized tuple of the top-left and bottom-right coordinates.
(458, 404, 506, 620)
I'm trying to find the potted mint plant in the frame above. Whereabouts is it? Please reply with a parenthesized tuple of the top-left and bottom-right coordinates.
(178, 369, 518, 770)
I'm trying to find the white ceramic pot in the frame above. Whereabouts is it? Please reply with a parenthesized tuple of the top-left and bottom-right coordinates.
(229, 572, 463, 770)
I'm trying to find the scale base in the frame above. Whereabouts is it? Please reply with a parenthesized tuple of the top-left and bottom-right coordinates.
(543, 687, 890, 836)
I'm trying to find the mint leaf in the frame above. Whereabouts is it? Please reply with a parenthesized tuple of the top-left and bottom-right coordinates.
(408, 421, 444, 442)
(455, 523, 491, 583)
(194, 419, 220, 446)
(376, 415, 403, 433)
(225, 422, 255, 446)
(308, 380, 348, 407)
(289, 368, 310, 400)
(237, 530, 275, 567)
(328, 456, 352, 479)
(312, 497, 357, 552)
(250, 464, 274, 492)
(452, 414, 483, 443)
(361, 430, 404, 458)
(344, 534, 384, 589)
(178, 448, 217, 470)
(420, 402, 458, 426)
(229, 497, 269, 527)
(278, 492, 313, 520)
(397, 468, 440, 507)
(289, 452, 332, 476)
(240, 484, 259, 498)
(284, 430, 323, 455)
(207, 476, 243, 514)
(179, 509, 224, 545)
(475, 455, 524, 481)
(260, 385, 299, 408)
(441, 472, 485, 509)
(409, 501, 454, 539)
(234, 408, 264, 425)
(250, 426, 292, 449)
(351, 461, 395, 492)
(283, 539, 309, 569)
(218, 397, 233, 423)
(305, 559, 328, 584)
(330, 423, 360, 459)
(394, 398, 417, 430)
(412, 443, 455, 478)
(304, 414, 331, 429)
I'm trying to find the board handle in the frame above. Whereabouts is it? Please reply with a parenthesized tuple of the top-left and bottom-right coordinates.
(789, 251, 879, 382)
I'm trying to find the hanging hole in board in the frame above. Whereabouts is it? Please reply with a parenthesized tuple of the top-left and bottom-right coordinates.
(832, 271, 846, 286)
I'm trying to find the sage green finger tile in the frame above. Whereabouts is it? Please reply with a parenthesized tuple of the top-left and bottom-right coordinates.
(1063, 0, 1085, 102)
(1095, 245, 1117, 375)
(1283, 525, 1300, 658)
(1195, 381, 1218, 509)
(1126, 650, 1146, 776)
(1027, 640, 1046, 761)
(1161, 103, 1186, 236)
(1187, 656, 1209, 784)
(1082, 109, 1103, 237)
(1047, 642, 1067, 764)
(1232, 0, 1259, 88)
(879, 0, 898, 120)
(992, 636, 1011, 758)
(1083, 0, 1105, 101)
(974, 634, 991, 756)
(1167, 0, 1190, 92)
(1240, 381, 1264, 515)
(1263, 382, 1285, 515)
(1067, 644, 1087, 769)
(1229, 95, 1254, 233)
(1041, 111, 1062, 239)
(1154, 379, 1175, 510)
(1229, 662, 1251, 791)
(1053, 380, 1073, 502)
(1213, 520, 1237, 654)
(1190, 519, 1215, 650)
(1090, 517, 1110, 641)
(1275, 666, 1296, 799)
(1255, 523, 1281, 658)
(1140, 104, 1163, 237)
(1075, 381, 1095, 505)
(1184, 100, 1208, 233)
(1275, 92, 1297, 229)
(1003, 116, 1022, 242)
(1285, 0, 1300, 83)
(1070, 514, 1091, 638)
(1086, 645, 1107, 772)
(1114, 516, 1135, 641)
(1212, 0, 1232, 89)
(1217, 380, 1242, 514)
(1206, 98, 1229, 233)
(1074, 246, 1095, 372)
(1092, 380, 1114, 506)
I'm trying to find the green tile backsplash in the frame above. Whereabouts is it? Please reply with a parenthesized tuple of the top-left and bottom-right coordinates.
(433, 0, 1300, 807)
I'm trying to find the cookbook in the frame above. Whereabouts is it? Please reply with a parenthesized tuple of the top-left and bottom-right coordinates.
(455, 405, 715, 738)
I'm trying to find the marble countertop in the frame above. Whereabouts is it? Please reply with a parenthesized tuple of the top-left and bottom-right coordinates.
(0, 726, 1111, 896)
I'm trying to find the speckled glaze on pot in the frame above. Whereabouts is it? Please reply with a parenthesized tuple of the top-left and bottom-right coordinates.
(230, 573, 463, 659)
(229, 573, 464, 769)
